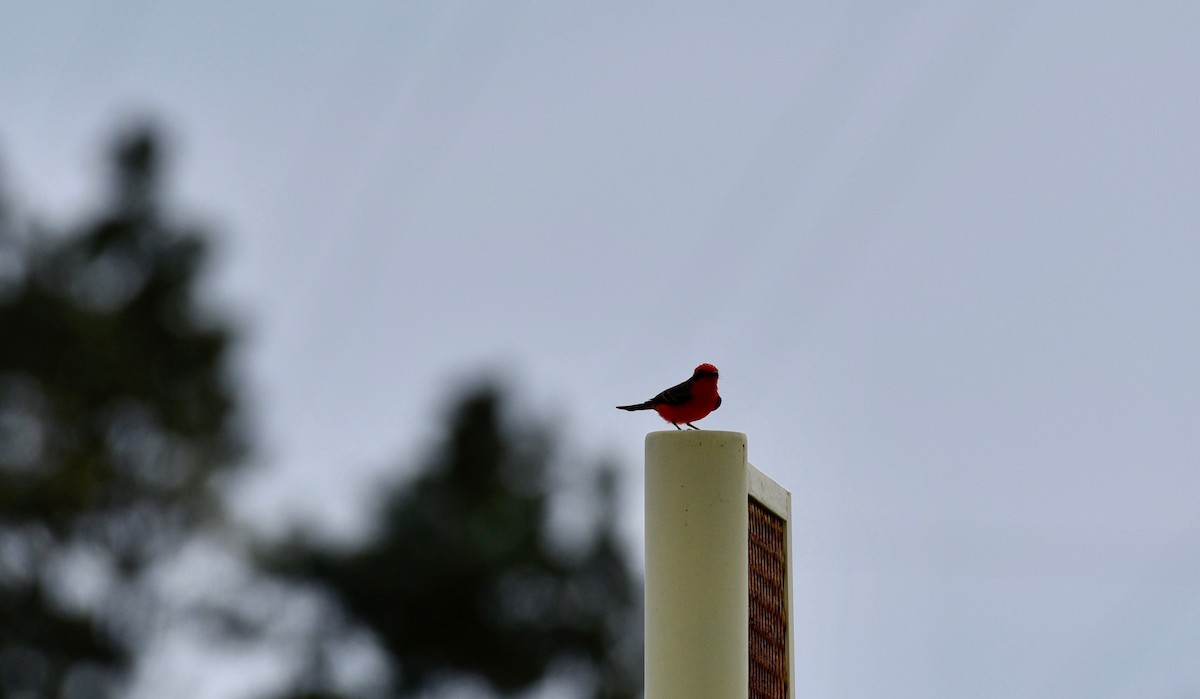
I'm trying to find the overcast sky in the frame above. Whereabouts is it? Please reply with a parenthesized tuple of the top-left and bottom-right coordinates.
(3, 2, 1200, 697)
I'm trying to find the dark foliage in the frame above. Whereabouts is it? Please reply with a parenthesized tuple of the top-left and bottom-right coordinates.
(0, 124, 641, 699)
(269, 387, 642, 699)
(0, 126, 243, 697)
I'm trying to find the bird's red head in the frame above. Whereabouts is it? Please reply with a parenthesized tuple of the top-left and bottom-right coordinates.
(693, 363, 719, 378)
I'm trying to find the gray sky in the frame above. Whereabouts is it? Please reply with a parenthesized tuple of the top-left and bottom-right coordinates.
(4, 2, 1200, 697)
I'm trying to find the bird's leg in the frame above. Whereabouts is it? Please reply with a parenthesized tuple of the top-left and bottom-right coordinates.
(686, 423, 700, 430)
(672, 423, 682, 430)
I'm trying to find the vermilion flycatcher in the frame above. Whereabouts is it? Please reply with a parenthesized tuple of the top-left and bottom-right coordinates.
(616, 363, 721, 430)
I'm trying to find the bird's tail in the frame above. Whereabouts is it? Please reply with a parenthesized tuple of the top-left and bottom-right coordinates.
(616, 402, 653, 411)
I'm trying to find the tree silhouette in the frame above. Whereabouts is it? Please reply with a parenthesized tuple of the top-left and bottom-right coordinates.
(0, 124, 642, 699)
(268, 385, 642, 699)
(0, 125, 244, 698)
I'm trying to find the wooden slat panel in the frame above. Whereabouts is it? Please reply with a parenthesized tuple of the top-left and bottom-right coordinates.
(749, 497, 788, 699)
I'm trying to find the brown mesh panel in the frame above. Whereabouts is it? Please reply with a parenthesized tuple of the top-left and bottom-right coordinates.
(749, 497, 788, 699)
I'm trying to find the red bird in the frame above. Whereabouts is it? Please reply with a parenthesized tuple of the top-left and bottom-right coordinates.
(617, 363, 722, 430)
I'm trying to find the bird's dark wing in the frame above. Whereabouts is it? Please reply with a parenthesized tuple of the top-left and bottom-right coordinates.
(652, 378, 694, 406)
(712, 395, 722, 411)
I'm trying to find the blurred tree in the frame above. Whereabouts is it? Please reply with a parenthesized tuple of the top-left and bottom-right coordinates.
(268, 386, 642, 699)
(0, 124, 641, 699)
(0, 125, 244, 697)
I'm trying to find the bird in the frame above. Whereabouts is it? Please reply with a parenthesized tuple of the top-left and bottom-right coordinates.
(616, 363, 722, 430)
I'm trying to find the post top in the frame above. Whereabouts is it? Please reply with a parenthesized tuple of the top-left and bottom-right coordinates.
(645, 430, 748, 454)
(645, 429, 746, 441)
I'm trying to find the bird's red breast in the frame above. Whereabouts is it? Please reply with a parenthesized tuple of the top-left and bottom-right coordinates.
(652, 388, 719, 424)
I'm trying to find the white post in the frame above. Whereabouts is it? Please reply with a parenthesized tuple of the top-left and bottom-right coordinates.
(645, 430, 750, 699)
